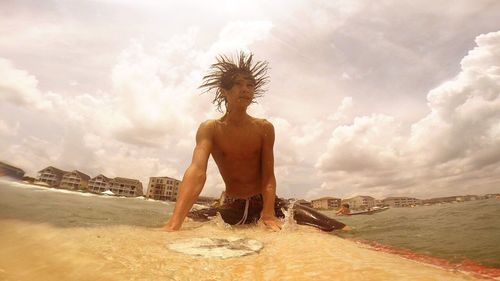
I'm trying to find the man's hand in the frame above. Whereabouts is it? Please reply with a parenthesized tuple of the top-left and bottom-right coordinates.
(161, 219, 181, 232)
(259, 215, 283, 231)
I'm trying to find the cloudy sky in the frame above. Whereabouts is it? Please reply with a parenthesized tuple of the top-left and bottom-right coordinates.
(1, 0, 499, 200)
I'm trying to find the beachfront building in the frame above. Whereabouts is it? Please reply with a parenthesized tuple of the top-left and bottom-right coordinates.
(146, 176, 180, 201)
(296, 199, 313, 208)
(88, 174, 112, 194)
(382, 197, 421, 208)
(311, 197, 341, 210)
(197, 196, 217, 205)
(485, 193, 500, 199)
(37, 166, 68, 187)
(0, 161, 25, 180)
(343, 196, 376, 210)
(108, 177, 143, 197)
(422, 195, 481, 205)
(60, 170, 91, 190)
(218, 191, 236, 205)
(422, 196, 458, 204)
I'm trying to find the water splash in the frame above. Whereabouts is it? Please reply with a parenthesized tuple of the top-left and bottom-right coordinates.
(210, 212, 233, 230)
(281, 200, 298, 232)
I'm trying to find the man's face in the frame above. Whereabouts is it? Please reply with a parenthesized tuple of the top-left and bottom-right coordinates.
(223, 74, 256, 108)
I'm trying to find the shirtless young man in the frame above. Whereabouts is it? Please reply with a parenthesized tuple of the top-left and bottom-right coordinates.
(163, 52, 347, 232)
(336, 203, 351, 215)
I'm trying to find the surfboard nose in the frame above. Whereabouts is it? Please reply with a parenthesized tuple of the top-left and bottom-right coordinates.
(292, 204, 346, 232)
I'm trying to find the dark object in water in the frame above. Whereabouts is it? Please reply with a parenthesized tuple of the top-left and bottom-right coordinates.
(291, 203, 346, 231)
(345, 207, 389, 216)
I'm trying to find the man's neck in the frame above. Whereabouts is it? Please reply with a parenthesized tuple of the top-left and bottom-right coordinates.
(223, 108, 251, 125)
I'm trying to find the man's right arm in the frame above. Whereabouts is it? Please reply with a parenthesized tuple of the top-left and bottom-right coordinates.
(163, 121, 214, 230)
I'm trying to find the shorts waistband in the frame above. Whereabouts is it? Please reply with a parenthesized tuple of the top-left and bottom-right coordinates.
(224, 194, 262, 204)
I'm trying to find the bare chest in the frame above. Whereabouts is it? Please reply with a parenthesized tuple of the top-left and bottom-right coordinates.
(211, 125, 262, 160)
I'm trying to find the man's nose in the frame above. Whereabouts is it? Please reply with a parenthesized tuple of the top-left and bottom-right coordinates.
(243, 84, 253, 92)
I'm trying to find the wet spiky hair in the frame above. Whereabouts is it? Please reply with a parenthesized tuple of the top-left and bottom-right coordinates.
(199, 51, 270, 112)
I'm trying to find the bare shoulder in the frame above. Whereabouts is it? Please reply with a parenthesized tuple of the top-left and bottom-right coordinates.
(196, 120, 216, 140)
(252, 118, 274, 140)
(198, 119, 217, 132)
(254, 118, 274, 131)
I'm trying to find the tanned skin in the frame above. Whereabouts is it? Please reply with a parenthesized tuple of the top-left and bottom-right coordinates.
(163, 74, 282, 231)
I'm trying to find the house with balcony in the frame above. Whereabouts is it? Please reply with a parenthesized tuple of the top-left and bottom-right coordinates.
(60, 170, 91, 190)
(88, 174, 112, 194)
(37, 166, 68, 187)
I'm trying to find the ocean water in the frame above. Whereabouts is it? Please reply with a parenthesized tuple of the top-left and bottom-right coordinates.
(0, 180, 170, 229)
(323, 199, 500, 268)
(0, 180, 499, 280)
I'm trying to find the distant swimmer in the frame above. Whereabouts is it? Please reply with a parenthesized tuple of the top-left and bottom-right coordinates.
(162, 52, 348, 232)
(336, 203, 351, 215)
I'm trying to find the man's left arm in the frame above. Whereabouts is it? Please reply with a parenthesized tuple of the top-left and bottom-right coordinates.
(260, 120, 282, 231)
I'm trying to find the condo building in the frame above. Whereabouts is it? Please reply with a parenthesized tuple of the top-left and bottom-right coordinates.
(197, 196, 217, 205)
(382, 197, 421, 207)
(342, 196, 376, 210)
(311, 197, 341, 210)
(422, 195, 481, 205)
(296, 199, 313, 208)
(108, 177, 144, 197)
(88, 174, 112, 194)
(147, 176, 181, 201)
(375, 199, 384, 207)
(60, 170, 90, 190)
(37, 166, 68, 187)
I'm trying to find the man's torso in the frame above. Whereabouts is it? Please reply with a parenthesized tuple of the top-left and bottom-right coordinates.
(209, 117, 265, 199)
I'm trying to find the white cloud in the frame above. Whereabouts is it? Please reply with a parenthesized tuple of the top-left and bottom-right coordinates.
(409, 31, 500, 167)
(0, 120, 19, 137)
(109, 40, 199, 147)
(2, 1, 500, 200)
(318, 114, 403, 173)
(209, 21, 273, 54)
(291, 120, 325, 147)
(314, 31, 500, 199)
(0, 19, 275, 196)
(328, 96, 353, 123)
(3, 137, 62, 176)
(0, 58, 52, 110)
(271, 117, 299, 167)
